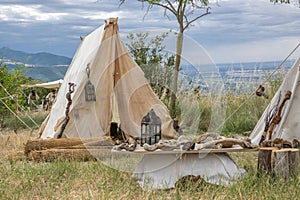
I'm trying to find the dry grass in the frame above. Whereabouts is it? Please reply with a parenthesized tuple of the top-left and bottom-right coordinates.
(0, 129, 299, 199)
(0, 129, 38, 158)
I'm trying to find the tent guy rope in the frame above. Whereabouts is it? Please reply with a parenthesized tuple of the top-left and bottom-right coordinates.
(217, 43, 300, 131)
(0, 82, 39, 128)
(0, 97, 33, 131)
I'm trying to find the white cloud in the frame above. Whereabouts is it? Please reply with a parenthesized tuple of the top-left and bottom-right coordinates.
(0, 0, 299, 63)
(0, 5, 67, 22)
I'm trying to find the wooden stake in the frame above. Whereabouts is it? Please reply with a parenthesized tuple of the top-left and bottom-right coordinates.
(14, 93, 18, 134)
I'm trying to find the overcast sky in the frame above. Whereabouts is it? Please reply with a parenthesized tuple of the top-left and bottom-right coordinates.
(0, 0, 299, 64)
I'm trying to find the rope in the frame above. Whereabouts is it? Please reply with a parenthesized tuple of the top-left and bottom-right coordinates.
(217, 43, 300, 131)
(0, 98, 33, 131)
(0, 83, 39, 128)
(264, 43, 300, 81)
(0, 96, 14, 100)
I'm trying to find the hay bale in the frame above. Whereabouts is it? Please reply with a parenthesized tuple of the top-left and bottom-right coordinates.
(24, 137, 113, 156)
(29, 148, 112, 162)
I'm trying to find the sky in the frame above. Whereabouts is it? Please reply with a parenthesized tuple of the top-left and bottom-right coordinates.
(0, 0, 299, 64)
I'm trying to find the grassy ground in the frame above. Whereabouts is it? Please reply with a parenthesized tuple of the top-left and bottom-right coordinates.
(0, 130, 299, 199)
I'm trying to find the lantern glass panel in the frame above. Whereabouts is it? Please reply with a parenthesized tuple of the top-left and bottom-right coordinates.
(141, 109, 161, 146)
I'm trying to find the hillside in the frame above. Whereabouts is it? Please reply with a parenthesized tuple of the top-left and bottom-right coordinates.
(0, 47, 71, 82)
(0, 47, 71, 66)
(1, 47, 295, 87)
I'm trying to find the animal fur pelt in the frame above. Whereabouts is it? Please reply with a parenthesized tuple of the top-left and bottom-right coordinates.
(260, 138, 300, 148)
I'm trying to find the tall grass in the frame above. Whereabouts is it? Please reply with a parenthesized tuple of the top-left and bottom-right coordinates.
(1, 129, 299, 199)
(1, 70, 297, 199)
(1, 111, 48, 130)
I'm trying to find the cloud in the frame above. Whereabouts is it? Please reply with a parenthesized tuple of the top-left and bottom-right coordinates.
(0, 5, 67, 22)
(0, 0, 299, 63)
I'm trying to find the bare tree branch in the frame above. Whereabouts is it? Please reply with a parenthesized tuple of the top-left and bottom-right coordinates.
(151, 1, 177, 17)
(182, 1, 187, 13)
(143, 4, 152, 21)
(183, 7, 211, 30)
(165, 0, 177, 15)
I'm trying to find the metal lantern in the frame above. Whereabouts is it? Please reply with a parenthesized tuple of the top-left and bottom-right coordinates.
(85, 64, 96, 102)
(141, 109, 161, 146)
(85, 80, 96, 102)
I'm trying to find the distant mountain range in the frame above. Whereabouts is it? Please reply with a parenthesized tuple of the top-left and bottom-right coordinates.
(0, 47, 71, 81)
(0, 47, 295, 91)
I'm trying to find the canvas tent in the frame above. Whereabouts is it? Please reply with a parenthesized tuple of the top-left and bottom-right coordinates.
(250, 57, 300, 144)
(40, 18, 177, 139)
(33, 79, 63, 89)
(21, 79, 63, 89)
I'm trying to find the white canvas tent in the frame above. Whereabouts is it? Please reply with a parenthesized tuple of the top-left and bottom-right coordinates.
(250, 57, 300, 144)
(35, 18, 247, 189)
(40, 18, 177, 139)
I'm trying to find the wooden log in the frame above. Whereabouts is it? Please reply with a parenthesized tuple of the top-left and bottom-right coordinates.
(56, 145, 113, 150)
(29, 148, 112, 162)
(195, 138, 257, 150)
(289, 148, 299, 176)
(257, 147, 299, 180)
(273, 149, 290, 180)
(24, 137, 113, 156)
(258, 147, 278, 175)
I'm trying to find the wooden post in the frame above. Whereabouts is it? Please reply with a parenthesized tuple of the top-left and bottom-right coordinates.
(258, 147, 278, 175)
(14, 93, 18, 134)
(258, 147, 299, 180)
(289, 149, 299, 176)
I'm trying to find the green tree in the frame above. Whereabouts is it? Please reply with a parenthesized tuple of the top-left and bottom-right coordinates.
(126, 31, 175, 102)
(271, 0, 292, 4)
(0, 62, 29, 128)
(120, 0, 211, 115)
(270, 0, 300, 7)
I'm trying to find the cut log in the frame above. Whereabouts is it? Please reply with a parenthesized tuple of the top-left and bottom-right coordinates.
(273, 148, 299, 179)
(273, 149, 291, 180)
(257, 147, 278, 175)
(257, 147, 299, 180)
(289, 148, 299, 176)
(195, 138, 257, 150)
(24, 137, 113, 156)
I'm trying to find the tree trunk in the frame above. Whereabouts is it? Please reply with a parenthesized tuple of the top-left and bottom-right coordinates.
(273, 148, 299, 180)
(169, 30, 183, 116)
(258, 147, 299, 180)
(258, 147, 277, 175)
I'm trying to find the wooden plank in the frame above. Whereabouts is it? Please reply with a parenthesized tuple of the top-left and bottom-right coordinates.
(112, 146, 258, 155)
